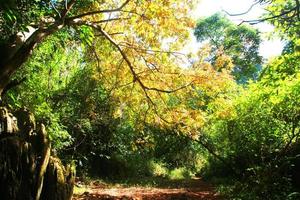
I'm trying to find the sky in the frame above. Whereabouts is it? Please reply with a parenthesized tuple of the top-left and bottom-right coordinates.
(189, 0, 284, 60)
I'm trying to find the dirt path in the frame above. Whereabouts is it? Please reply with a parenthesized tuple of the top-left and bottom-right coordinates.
(72, 178, 221, 200)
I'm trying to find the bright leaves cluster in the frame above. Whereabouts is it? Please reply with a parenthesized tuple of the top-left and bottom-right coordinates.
(74, 0, 237, 136)
(3, 0, 238, 146)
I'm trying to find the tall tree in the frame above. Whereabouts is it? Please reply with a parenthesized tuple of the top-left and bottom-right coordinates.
(194, 13, 262, 83)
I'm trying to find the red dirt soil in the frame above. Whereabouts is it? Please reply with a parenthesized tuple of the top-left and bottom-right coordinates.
(72, 178, 222, 200)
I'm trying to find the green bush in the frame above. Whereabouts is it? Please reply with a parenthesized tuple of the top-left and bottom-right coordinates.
(203, 71, 300, 199)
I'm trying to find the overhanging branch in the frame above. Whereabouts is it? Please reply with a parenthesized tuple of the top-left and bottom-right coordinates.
(66, 0, 131, 21)
(84, 22, 192, 95)
(61, 0, 77, 19)
(223, 0, 300, 25)
(222, 1, 260, 16)
(238, 7, 298, 25)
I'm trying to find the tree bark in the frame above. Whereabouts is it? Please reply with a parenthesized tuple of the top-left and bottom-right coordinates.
(0, 21, 65, 96)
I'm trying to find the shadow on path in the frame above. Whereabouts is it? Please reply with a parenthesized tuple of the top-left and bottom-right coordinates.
(73, 178, 222, 200)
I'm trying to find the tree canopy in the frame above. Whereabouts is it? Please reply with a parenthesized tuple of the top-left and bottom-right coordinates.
(0, 0, 196, 95)
(194, 13, 262, 83)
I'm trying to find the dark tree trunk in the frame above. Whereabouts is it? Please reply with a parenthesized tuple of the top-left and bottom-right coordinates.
(0, 21, 65, 96)
(0, 107, 75, 200)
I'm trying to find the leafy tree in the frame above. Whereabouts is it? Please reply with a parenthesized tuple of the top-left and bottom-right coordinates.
(258, 0, 300, 86)
(199, 4, 300, 195)
(3, 32, 81, 149)
(259, 52, 300, 85)
(2, 5, 239, 178)
(194, 13, 262, 83)
(203, 66, 300, 199)
(259, 0, 300, 38)
(0, 0, 196, 97)
(197, 2, 300, 198)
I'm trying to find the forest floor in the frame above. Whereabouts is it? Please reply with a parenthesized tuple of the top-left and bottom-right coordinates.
(72, 177, 222, 200)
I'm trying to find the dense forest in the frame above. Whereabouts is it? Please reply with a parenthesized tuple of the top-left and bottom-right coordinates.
(0, 0, 299, 199)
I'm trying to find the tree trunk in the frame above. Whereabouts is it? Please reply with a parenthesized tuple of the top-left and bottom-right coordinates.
(0, 107, 75, 200)
(0, 39, 36, 95)
(0, 22, 65, 96)
(0, 18, 76, 200)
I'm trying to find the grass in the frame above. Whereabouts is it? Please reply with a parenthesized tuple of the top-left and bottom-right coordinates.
(84, 175, 197, 190)
(73, 185, 91, 195)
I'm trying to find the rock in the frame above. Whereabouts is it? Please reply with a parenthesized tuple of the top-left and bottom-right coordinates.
(0, 107, 18, 137)
(0, 136, 34, 200)
(0, 107, 75, 200)
(40, 156, 75, 200)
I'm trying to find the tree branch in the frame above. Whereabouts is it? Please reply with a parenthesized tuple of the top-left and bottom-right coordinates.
(94, 17, 130, 24)
(50, 1, 61, 18)
(237, 0, 299, 25)
(61, 0, 77, 19)
(119, 42, 188, 57)
(238, 7, 297, 25)
(144, 82, 194, 93)
(223, 0, 299, 25)
(65, 0, 68, 10)
(83, 22, 192, 95)
(222, 1, 260, 16)
(296, 0, 300, 20)
(67, 0, 131, 21)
